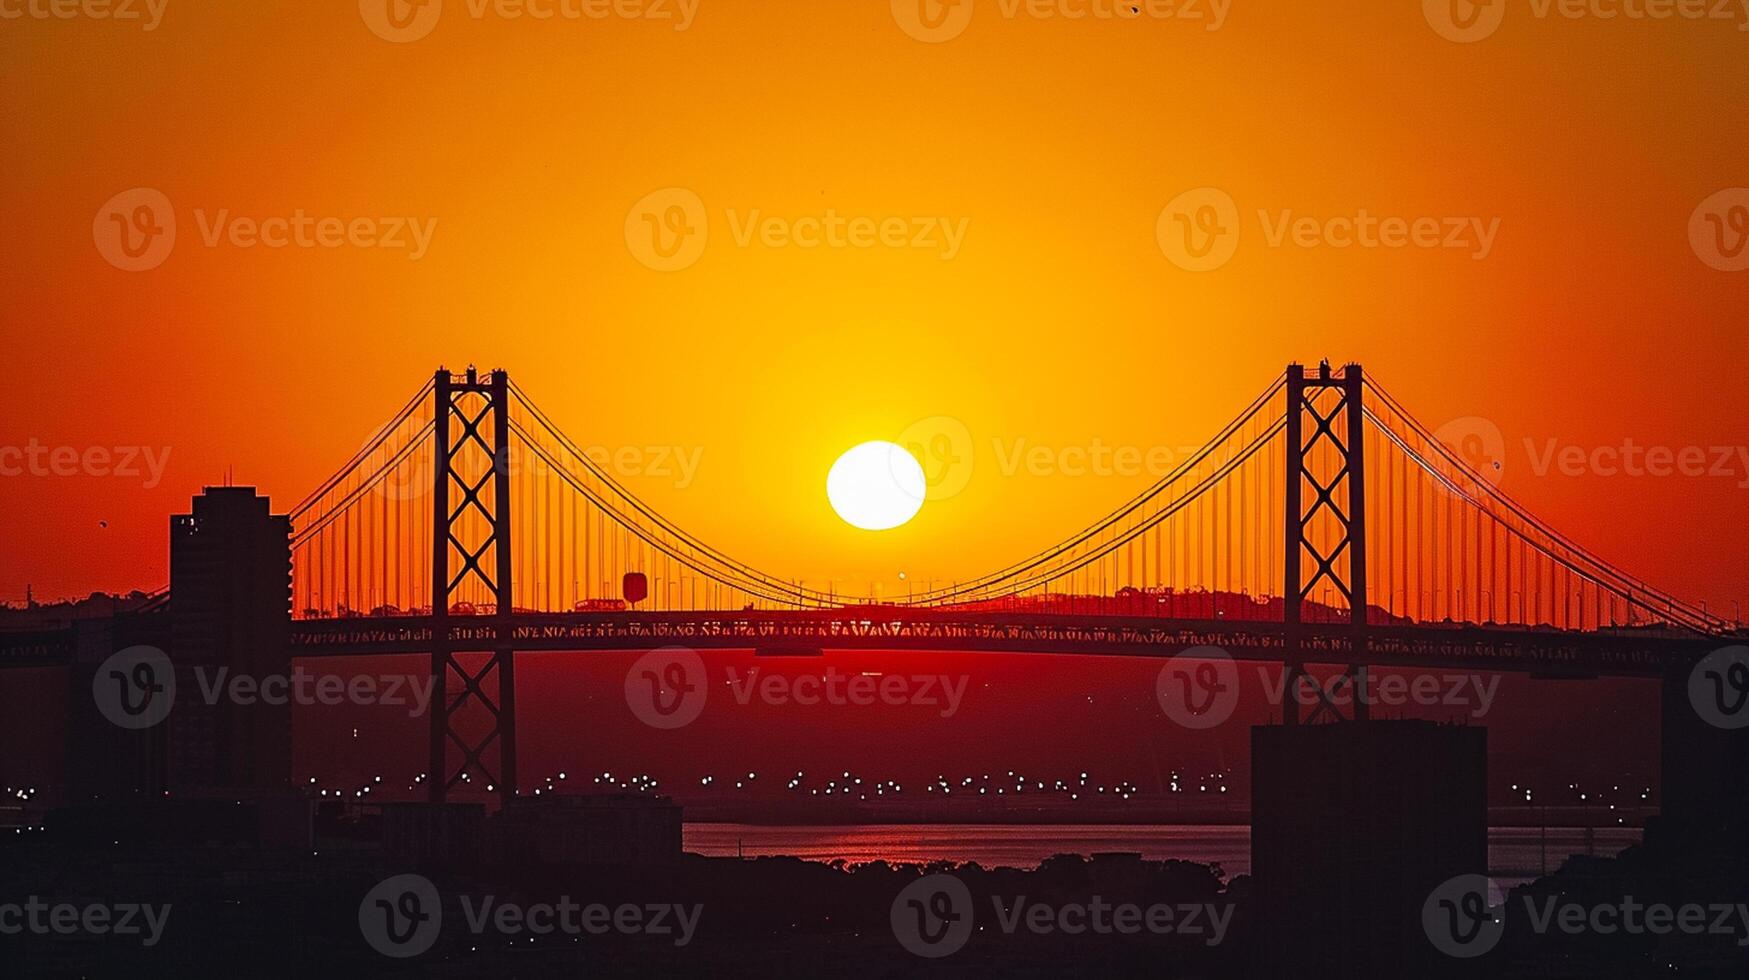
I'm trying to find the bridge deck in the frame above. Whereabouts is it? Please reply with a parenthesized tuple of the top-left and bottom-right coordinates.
(274, 610, 1716, 678)
(0, 611, 1717, 677)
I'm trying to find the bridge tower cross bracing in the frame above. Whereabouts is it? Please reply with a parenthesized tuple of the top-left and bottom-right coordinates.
(1283, 362, 1370, 724)
(429, 366, 518, 804)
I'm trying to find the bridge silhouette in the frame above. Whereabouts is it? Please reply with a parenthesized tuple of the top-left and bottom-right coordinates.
(7, 363, 1740, 805)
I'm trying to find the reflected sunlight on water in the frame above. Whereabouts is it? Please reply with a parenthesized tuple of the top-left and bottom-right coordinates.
(683, 823, 1643, 885)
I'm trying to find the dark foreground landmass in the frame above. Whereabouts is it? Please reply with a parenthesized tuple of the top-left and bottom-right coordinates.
(2, 814, 1746, 978)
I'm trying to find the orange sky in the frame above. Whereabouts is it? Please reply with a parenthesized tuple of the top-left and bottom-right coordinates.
(2, 1, 1745, 614)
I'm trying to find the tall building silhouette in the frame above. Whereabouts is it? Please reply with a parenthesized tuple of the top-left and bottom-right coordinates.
(1660, 668, 1749, 857)
(1251, 720, 1488, 979)
(168, 487, 293, 796)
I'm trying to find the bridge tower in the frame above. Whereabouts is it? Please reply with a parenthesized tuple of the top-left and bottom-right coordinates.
(429, 367, 518, 805)
(1282, 362, 1370, 724)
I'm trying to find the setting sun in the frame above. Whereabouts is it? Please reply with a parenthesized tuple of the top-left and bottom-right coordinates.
(826, 441, 927, 531)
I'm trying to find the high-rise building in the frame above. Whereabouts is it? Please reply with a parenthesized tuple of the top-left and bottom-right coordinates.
(1251, 719, 1488, 979)
(1660, 667, 1749, 854)
(168, 487, 293, 796)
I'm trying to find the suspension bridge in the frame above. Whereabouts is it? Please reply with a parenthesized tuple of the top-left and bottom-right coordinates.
(4, 363, 1739, 804)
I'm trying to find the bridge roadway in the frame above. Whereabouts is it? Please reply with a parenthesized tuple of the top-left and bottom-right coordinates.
(1, 610, 1721, 677)
(274, 609, 1721, 679)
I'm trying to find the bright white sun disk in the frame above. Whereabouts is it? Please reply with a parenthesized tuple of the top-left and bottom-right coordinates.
(827, 441, 926, 531)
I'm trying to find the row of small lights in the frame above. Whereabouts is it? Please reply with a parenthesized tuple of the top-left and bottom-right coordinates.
(590, 772, 657, 793)
(287, 769, 1164, 803)
(694, 770, 1157, 803)
(19, 775, 1654, 811)
(1508, 782, 1653, 826)
(921, 772, 1147, 802)
(3, 786, 43, 835)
